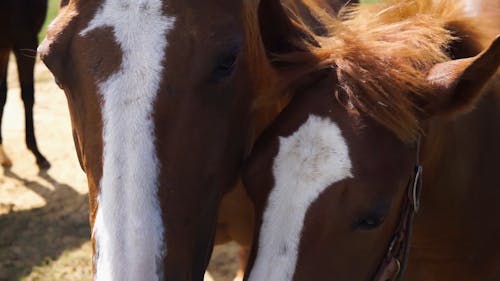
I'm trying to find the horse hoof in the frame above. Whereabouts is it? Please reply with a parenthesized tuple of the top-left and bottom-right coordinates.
(1, 158, 13, 168)
(203, 272, 214, 281)
(37, 158, 51, 170)
(0, 145, 12, 167)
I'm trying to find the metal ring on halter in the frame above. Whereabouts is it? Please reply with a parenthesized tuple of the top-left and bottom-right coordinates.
(386, 236, 397, 261)
(394, 258, 401, 280)
(412, 165, 422, 212)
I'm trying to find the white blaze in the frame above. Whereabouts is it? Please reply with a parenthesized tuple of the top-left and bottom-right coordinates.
(248, 115, 353, 281)
(80, 1, 175, 280)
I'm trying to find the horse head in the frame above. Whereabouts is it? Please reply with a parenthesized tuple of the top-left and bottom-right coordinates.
(39, 0, 257, 279)
(242, 0, 500, 280)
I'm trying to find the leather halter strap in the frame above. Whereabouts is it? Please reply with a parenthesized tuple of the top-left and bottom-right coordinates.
(372, 138, 423, 281)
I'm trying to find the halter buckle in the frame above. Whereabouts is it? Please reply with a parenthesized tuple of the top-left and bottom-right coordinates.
(393, 258, 401, 279)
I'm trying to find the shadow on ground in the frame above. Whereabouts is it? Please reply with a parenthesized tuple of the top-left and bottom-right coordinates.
(0, 169, 89, 281)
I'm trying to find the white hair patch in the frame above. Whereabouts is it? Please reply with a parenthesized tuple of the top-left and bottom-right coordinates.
(248, 115, 353, 281)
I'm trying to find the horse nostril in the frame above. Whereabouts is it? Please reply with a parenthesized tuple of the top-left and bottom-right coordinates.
(38, 38, 67, 88)
(39, 47, 63, 88)
(38, 40, 56, 69)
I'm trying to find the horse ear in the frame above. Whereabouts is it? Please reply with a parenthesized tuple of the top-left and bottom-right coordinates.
(257, 0, 317, 58)
(424, 36, 500, 117)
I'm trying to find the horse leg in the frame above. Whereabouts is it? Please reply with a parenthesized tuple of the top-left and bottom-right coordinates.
(14, 44, 50, 170)
(234, 246, 249, 281)
(216, 182, 254, 281)
(0, 50, 12, 167)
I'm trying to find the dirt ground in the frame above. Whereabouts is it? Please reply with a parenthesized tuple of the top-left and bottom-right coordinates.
(0, 58, 239, 281)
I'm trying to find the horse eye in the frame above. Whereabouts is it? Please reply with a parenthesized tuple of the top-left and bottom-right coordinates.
(211, 48, 239, 82)
(354, 215, 385, 231)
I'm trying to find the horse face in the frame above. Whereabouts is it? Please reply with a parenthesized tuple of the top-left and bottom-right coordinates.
(243, 0, 500, 276)
(39, 0, 253, 280)
(243, 80, 417, 281)
(243, 34, 500, 278)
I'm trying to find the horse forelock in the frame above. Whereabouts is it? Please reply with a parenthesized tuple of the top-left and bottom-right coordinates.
(79, 1, 175, 280)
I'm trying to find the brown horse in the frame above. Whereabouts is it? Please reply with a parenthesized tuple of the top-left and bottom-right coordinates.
(0, 0, 50, 169)
(39, 0, 356, 280)
(40, 0, 255, 279)
(242, 0, 500, 280)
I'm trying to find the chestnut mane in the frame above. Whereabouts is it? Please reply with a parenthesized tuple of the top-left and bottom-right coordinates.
(244, 0, 490, 141)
